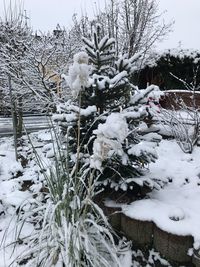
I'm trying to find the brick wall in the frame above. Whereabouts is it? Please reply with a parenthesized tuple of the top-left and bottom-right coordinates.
(160, 90, 200, 110)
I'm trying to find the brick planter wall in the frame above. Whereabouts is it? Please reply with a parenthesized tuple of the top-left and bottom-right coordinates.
(160, 90, 200, 110)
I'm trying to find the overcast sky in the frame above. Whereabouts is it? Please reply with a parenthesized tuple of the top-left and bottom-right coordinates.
(0, 0, 200, 50)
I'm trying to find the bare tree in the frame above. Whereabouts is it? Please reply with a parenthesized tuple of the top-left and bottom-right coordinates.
(22, 25, 83, 112)
(118, 0, 173, 57)
(0, 4, 83, 118)
(72, 0, 173, 58)
(0, 1, 32, 137)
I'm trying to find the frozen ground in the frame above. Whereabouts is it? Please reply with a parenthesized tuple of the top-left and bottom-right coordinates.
(0, 132, 199, 266)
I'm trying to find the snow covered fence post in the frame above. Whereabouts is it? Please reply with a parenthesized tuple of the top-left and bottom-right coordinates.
(8, 74, 18, 161)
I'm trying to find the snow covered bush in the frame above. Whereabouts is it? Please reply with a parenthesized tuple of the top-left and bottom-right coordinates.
(55, 28, 162, 191)
(158, 106, 200, 154)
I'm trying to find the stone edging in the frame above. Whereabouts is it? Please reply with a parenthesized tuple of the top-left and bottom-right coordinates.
(105, 205, 200, 267)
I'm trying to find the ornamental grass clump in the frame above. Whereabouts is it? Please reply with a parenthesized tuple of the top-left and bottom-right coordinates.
(9, 126, 123, 267)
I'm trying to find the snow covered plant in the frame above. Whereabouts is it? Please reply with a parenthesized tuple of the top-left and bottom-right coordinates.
(56, 28, 162, 192)
(158, 106, 200, 154)
(66, 51, 90, 98)
(9, 129, 124, 267)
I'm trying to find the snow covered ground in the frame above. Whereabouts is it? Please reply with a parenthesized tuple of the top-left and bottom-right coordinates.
(0, 132, 53, 266)
(123, 139, 200, 249)
(0, 132, 200, 266)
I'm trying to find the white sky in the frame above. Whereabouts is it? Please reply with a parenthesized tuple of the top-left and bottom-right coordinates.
(0, 0, 200, 50)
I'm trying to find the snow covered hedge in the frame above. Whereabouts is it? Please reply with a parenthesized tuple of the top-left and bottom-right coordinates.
(134, 48, 200, 90)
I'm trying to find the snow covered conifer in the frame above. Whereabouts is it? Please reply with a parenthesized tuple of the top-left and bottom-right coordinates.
(81, 27, 132, 113)
(55, 28, 162, 192)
